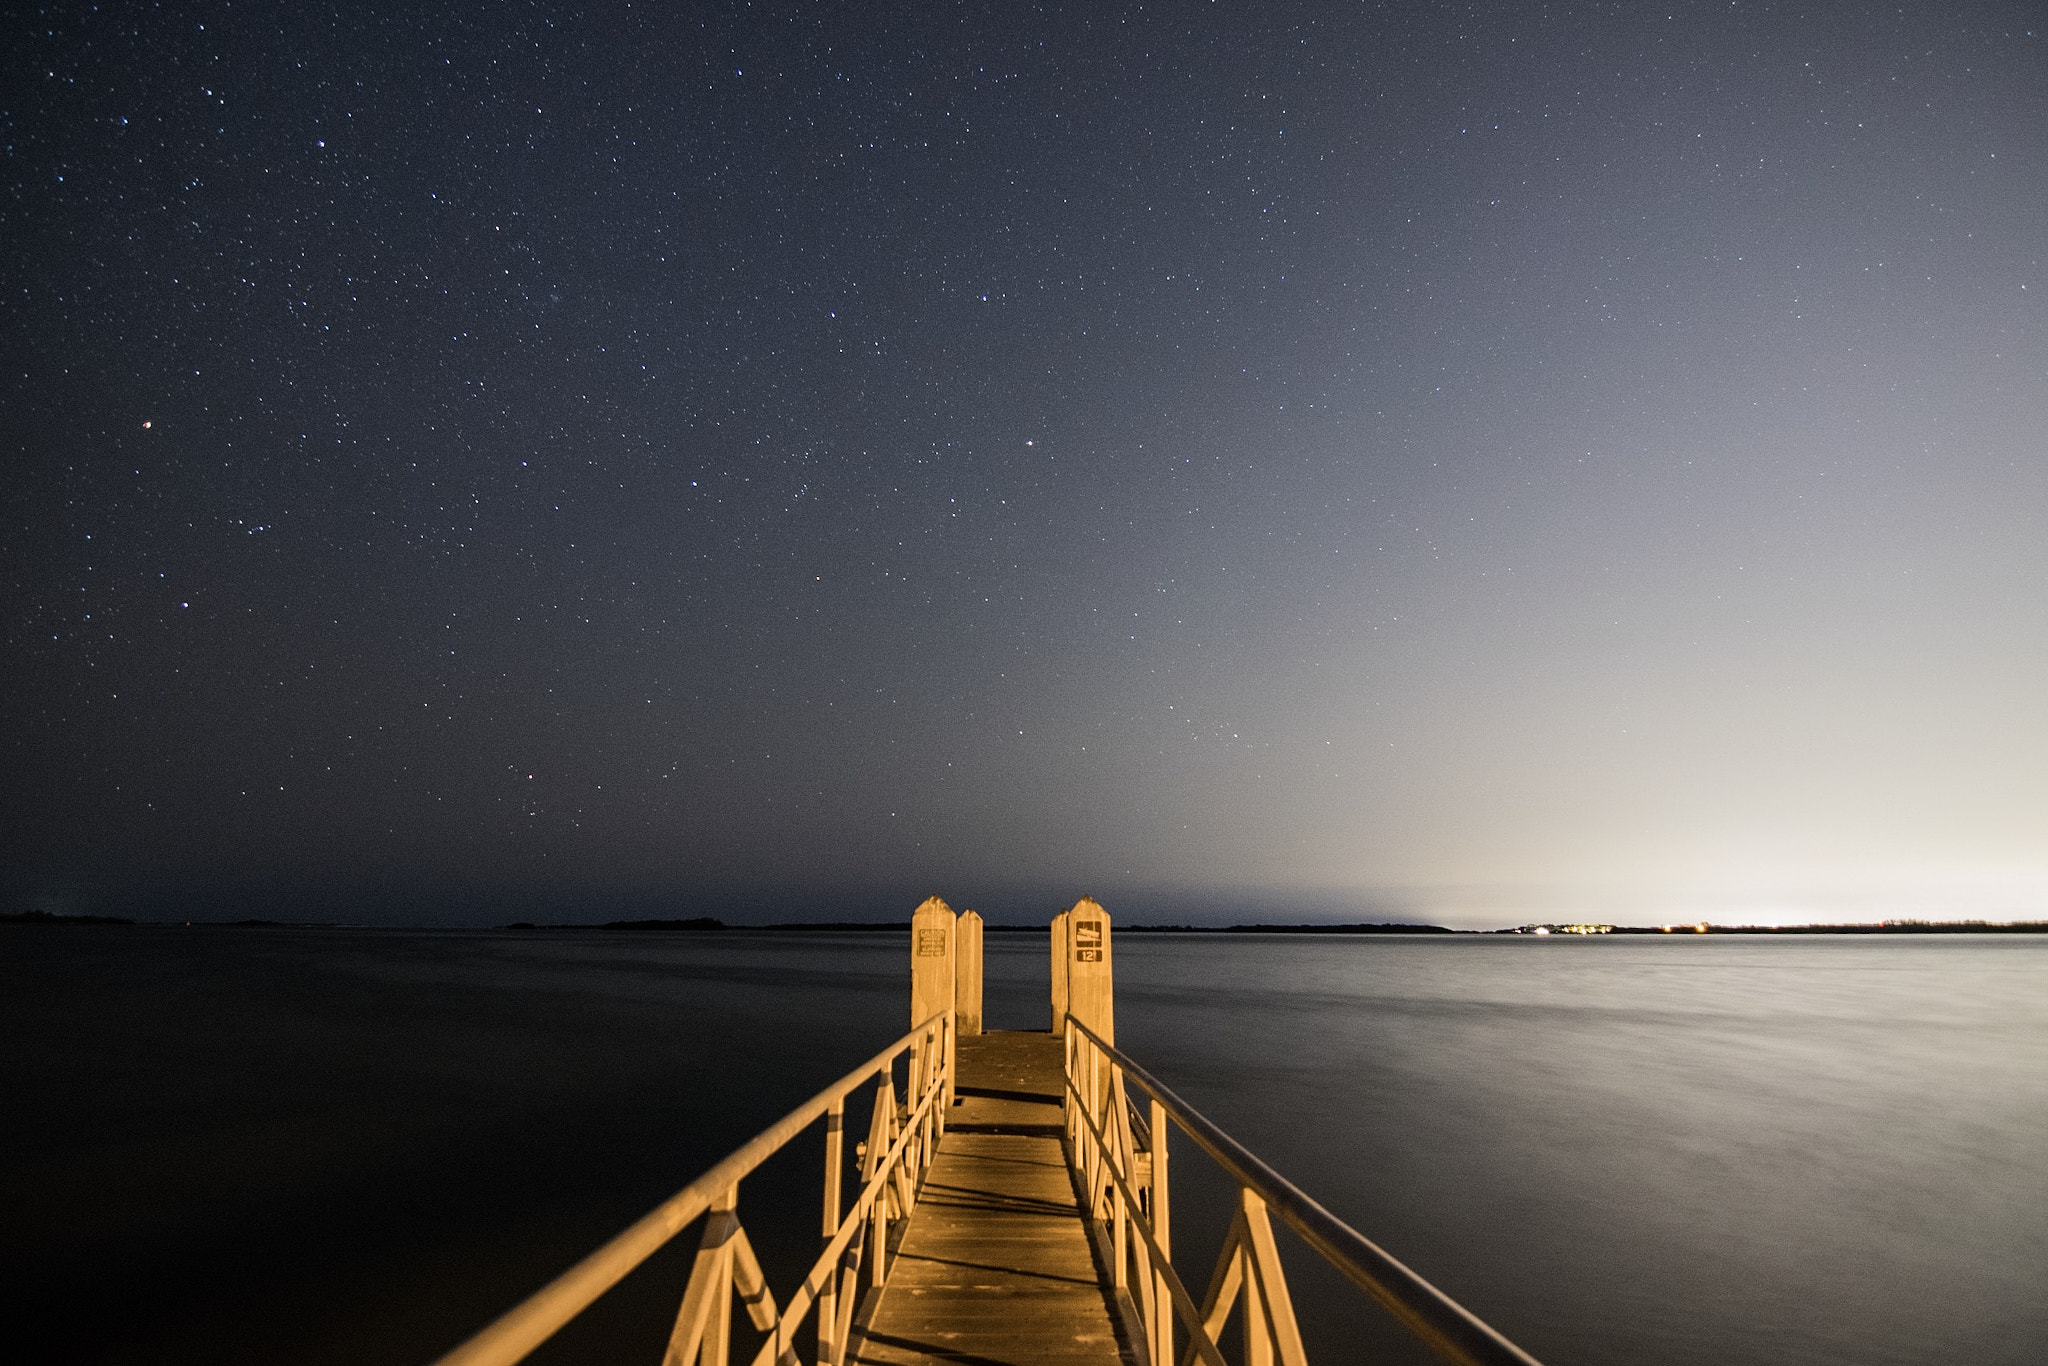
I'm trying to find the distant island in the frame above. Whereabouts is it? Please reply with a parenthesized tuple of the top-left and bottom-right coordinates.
(1498, 920, 2048, 935)
(0, 909, 135, 926)
(502, 917, 729, 932)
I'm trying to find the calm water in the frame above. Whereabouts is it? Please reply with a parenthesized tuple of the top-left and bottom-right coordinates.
(4, 926, 2044, 1364)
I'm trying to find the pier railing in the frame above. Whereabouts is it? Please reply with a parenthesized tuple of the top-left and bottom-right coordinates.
(1063, 1017, 1542, 1366)
(433, 1009, 955, 1366)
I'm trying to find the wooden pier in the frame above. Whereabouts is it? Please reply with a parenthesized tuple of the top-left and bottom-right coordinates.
(432, 897, 1542, 1366)
(855, 1031, 1122, 1366)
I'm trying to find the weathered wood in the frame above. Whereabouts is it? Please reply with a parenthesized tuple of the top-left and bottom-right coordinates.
(955, 910, 984, 1037)
(852, 1031, 1127, 1366)
(665, 1183, 739, 1366)
(1049, 910, 1070, 1034)
(910, 899, 957, 1113)
(910, 898, 955, 1031)
(820, 1100, 845, 1366)
(1149, 1097, 1172, 1366)
(1066, 898, 1113, 1046)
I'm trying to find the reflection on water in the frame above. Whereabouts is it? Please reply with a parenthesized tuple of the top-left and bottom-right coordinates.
(1109, 934, 2048, 1366)
(4, 927, 2043, 1364)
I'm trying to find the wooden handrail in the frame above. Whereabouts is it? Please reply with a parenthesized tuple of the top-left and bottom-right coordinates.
(432, 1010, 953, 1366)
(745, 1049, 949, 1366)
(1061, 1058, 1229, 1366)
(1065, 1017, 1543, 1366)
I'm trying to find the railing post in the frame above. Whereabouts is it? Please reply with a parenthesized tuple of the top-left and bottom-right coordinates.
(921, 1024, 938, 1170)
(1088, 1042, 1104, 1208)
(1241, 1188, 1308, 1366)
(706, 1184, 738, 1366)
(662, 1180, 741, 1366)
(867, 1073, 893, 1286)
(939, 1011, 954, 1134)
(1242, 1230, 1272, 1366)
(1151, 1096, 1172, 1366)
(833, 1245, 858, 1366)
(1111, 1066, 1128, 1291)
(817, 1099, 843, 1366)
(1076, 1036, 1091, 1192)
(1062, 1023, 1075, 1145)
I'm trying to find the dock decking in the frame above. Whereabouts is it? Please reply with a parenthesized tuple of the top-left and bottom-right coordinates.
(852, 1030, 1126, 1366)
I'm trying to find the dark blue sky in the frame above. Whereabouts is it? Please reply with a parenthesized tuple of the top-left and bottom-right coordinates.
(5, 2, 2043, 926)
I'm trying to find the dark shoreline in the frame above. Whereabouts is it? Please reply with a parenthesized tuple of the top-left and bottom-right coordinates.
(8, 911, 2044, 935)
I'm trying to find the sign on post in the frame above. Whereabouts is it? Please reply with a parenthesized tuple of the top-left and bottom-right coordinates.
(956, 909, 984, 1037)
(1065, 897, 1113, 1046)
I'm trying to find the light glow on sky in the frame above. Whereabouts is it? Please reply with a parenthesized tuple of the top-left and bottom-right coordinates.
(4, 3, 2043, 926)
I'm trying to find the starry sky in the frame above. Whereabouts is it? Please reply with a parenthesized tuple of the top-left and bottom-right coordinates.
(4, 1, 2043, 928)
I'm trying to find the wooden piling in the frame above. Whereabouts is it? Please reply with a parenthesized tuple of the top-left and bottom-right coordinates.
(909, 897, 956, 1113)
(955, 909, 984, 1037)
(910, 896, 956, 1030)
(1065, 896, 1113, 1046)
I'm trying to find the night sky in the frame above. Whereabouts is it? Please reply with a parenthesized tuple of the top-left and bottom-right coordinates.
(5, 2, 2043, 928)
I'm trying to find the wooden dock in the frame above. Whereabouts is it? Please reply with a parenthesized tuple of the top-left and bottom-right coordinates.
(431, 899, 1543, 1366)
(853, 1030, 1127, 1366)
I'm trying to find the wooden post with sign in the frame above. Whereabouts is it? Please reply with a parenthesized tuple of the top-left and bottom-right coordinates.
(910, 896, 956, 1112)
(1049, 908, 1070, 1034)
(1065, 897, 1113, 1046)
(956, 909, 984, 1037)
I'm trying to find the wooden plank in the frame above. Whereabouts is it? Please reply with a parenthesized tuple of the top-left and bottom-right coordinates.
(852, 1031, 1128, 1366)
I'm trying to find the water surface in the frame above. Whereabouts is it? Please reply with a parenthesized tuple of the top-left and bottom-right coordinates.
(5, 926, 2043, 1364)
(1105, 933, 2048, 1365)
